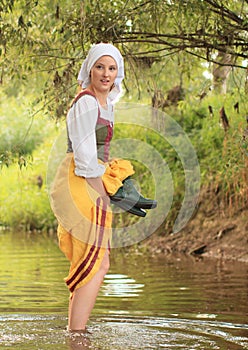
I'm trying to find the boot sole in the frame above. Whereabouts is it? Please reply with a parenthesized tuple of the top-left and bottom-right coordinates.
(110, 200, 146, 217)
(110, 197, 157, 210)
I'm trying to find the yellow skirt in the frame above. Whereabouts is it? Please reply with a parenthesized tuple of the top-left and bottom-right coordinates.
(50, 153, 134, 293)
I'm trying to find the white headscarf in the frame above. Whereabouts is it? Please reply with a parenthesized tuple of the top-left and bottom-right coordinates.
(77, 43, 125, 102)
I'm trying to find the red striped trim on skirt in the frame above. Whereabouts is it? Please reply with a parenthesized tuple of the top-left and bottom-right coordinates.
(66, 197, 107, 293)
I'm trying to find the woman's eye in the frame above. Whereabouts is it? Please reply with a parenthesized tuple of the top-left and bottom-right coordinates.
(96, 65, 103, 69)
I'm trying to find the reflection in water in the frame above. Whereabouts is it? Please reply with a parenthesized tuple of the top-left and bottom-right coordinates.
(102, 274, 144, 297)
(0, 231, 247, 349)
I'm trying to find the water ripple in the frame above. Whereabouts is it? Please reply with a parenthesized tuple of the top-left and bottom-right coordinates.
(0, 314, 247, 349)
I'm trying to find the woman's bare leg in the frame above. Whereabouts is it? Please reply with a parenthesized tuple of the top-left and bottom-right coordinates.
(68, 251, 110, 331)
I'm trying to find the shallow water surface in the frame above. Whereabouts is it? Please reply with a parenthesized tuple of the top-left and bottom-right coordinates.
(0, 231, 247, 349)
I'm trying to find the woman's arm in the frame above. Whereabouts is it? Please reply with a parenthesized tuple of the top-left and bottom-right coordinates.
(67, 95, 110, 203)
(86, 177, 107, 197)
(67, 95, 106, 178)
(86, 177, 110, 206)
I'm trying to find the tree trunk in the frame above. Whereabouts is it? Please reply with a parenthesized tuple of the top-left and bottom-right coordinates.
(212, 52, 233, 94)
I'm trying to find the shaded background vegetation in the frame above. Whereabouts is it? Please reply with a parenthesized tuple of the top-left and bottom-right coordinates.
(0, 0, 247, 234)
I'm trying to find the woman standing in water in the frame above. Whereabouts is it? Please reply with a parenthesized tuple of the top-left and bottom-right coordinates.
(50, 43, 132, 333)
(50, 43, 156, 334)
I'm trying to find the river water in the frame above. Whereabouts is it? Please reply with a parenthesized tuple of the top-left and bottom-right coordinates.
(0, 231, 247, 350)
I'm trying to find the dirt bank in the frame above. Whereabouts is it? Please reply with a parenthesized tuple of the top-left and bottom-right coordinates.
(142, 188, 248, 263)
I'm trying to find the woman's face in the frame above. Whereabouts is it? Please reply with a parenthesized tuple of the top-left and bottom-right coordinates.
(90, 55, 118, 94)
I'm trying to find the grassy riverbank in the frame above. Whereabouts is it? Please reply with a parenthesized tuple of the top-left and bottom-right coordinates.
(0, 91, 247, 262)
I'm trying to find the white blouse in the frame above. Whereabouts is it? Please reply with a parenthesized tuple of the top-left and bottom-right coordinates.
(67, 94, 114, 178)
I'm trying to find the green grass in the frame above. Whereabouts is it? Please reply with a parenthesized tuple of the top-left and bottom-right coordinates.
(0, 133, 57, 231)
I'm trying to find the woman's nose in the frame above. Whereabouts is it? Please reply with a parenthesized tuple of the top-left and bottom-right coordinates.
(103, 69, 109, 76)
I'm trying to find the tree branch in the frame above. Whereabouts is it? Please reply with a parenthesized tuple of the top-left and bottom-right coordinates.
(203, 0, 245, 25)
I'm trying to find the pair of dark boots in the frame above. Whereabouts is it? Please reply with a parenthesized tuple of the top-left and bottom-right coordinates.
(110, 177, 157, 217)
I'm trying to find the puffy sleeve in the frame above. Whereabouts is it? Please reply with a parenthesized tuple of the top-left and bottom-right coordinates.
(66, 95, 106, 178)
